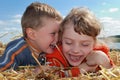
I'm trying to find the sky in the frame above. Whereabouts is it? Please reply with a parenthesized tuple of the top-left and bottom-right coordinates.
(0, 0, 120, 43)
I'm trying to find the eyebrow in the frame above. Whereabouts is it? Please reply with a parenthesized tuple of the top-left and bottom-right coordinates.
(63, 37, 73, 40)
(63, 37, 92, 42)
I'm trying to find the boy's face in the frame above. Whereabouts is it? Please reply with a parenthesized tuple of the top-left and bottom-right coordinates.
(29, 18, 61, 53)
(62, 23, 95, 66)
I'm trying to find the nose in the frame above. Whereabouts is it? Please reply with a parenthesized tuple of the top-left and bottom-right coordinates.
(72, 44, 80, 54)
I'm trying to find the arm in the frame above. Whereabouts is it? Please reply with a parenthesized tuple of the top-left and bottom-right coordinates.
(0, 38, 27, 71)
(79, 43, 114, 74)
(91, 41, 114, 68)
(93, 41, 114, 65)
(86, 51, 113, 69)
(78, 51, 112, 74)
(0, 49, 19, 71)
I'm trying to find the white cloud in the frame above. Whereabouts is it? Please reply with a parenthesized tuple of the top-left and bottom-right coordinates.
(13, 14, 22, 18)
(101, 8, 119, 13)
(10, 19, 21, 24)
(100, 17, 112, 23)
(0, 20, 5, 25)
(109, 8, 119, 13)
(10, 14, 21, 24)
(0, 14, 21, 34)
(99, 17, 120, 37)
(100, 17, 112, 20)
(0, 14, 21, 26)
(100, 17, 120, 25)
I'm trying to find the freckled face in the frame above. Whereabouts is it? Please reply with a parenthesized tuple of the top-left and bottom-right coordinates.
(62, 23, 95, 66)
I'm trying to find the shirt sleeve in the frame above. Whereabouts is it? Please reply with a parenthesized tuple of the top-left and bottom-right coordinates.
(0, 38, 27, 71)
(94, 44, 114, 67)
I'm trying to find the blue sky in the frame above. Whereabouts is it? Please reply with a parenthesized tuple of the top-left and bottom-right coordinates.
(0, 0, 120, 18)
(0, 0, 120, 43)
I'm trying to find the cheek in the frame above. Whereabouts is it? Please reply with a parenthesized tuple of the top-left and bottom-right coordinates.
(49, 36, 56, 43)
(82, 46, 93, 55)
(62, 44, 70, 55)
(62, 47, 69, 60)
(41, 34, 54, 42)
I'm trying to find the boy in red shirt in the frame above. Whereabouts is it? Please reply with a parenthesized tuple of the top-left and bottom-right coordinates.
(46, 7, 114, 77)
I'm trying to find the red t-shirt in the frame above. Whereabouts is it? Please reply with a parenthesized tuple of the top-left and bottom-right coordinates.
(46, 45, 114, 77)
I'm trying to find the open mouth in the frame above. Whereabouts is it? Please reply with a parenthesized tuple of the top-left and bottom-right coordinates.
(49, 44, 56, 49)
(69, 54, 82, 62)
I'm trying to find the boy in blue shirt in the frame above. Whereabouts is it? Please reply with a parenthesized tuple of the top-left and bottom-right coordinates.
(0, 2, 62, 71)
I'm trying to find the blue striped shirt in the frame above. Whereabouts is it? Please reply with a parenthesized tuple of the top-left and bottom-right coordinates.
(0, 37, 45, 71)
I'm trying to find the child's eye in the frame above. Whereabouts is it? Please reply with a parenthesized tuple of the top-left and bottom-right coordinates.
(63, 39, 72, 45)
(81, 43, 89, 47)
(51, 32, 56, 36)
(65, 42, 72, 45)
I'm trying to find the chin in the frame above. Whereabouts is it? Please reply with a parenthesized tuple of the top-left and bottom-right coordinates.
(69, 61, 80, 67)
(46, 49, 54, 54)
(70, 64, 79, 67)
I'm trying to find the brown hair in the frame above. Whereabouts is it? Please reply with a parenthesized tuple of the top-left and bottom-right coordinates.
(59, 7, 101, 41)
(21, 2, 62, 37)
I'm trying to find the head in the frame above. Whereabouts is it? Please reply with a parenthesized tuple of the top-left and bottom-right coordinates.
(21, 2, 62, 53)
(60, 7, 101, 66)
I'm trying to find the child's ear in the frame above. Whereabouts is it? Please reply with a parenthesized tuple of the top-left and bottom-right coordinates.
(26, 28, 36, 40)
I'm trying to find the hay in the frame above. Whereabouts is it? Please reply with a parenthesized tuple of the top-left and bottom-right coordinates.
(0, 38, 120, 80)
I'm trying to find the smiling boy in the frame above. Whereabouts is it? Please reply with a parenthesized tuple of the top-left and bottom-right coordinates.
(0, 2, 62, 71)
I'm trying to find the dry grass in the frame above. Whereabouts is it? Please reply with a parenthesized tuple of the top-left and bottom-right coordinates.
(0, 41, 120, 80)
(110, 50, 120, 66)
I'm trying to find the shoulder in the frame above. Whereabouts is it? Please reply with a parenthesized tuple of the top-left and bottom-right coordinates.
(7, 37, 26, 47)
(4, 37, 28, 56)
(6, 37, 27, 50)
(94, 40, 109, 54)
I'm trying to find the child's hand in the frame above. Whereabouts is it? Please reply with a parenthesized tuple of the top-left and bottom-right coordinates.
(86, 51, 112, 69)
(79, 62, 98, 74)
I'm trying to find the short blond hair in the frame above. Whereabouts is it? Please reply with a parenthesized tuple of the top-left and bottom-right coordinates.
(21, 2, 62, 37)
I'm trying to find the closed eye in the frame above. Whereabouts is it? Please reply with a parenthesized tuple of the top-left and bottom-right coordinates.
(81, 43, 90, 47)
(65, 42, 72, 45)
(82, 44, 89, 46)
(51, 32, 56, 36)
